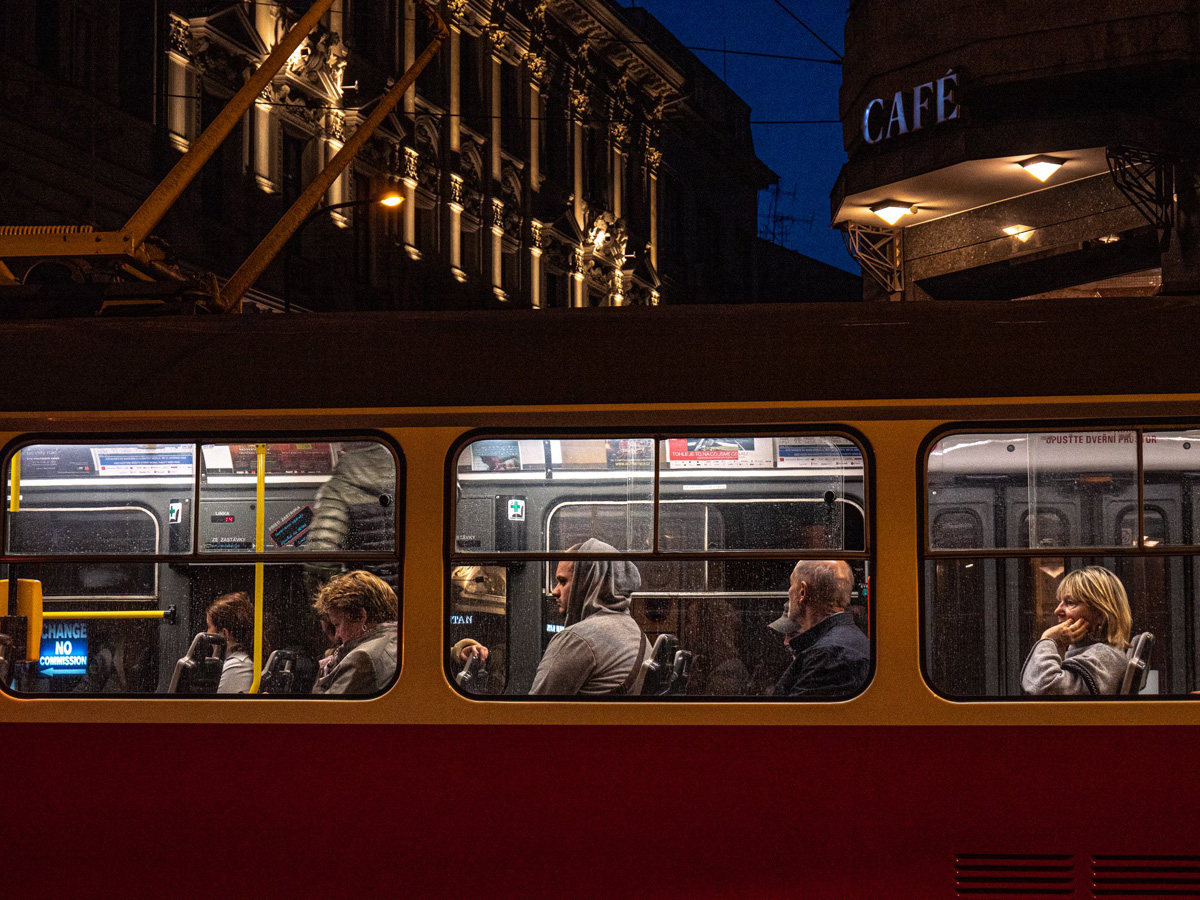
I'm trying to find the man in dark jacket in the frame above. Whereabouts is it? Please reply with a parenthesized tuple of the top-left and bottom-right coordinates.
(769, 559, 869, 697)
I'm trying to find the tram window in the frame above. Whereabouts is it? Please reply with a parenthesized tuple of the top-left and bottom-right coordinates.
(928, 431, 1138, 550)
(1143, 431, 1200, 547)
(657, 437, 864, 552)
(926, 556, 1189, 698)
(454, 438, 654, 553)
(450, 558, 870, 698)
(0, 562, 398, 696)
(932, 509, 983, 550)
(924, 426, 1197, 701)
(449, 432, 872, 700)
(2, 436, 402, 699)
(199, 441, 396, 555)
(6, 443, 194, 555)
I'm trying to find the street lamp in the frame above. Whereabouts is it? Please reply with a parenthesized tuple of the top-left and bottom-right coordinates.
(284, 191, 404, 312)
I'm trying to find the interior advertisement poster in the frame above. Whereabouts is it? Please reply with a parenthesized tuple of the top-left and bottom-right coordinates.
(777, 437, 865, 469)
(605, 439, 654, 469)
(666, 438, 775, 468)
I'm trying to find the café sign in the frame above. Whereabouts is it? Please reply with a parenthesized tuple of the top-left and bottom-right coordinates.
(862, 69, 960, 145)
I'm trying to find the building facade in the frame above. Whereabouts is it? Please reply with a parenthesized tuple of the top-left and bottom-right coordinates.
(0, 0, 809, 311)
(832, 0, 1200, 302)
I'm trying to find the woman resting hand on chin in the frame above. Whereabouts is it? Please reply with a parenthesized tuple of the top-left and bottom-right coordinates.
(1020, 566, 1132, 696)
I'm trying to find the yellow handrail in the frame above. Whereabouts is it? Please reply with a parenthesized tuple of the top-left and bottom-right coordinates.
(249, 444, 267, 693)
(43, 610, 168, 620)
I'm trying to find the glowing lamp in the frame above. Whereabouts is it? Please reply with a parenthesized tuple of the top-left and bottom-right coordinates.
(379, 193, 404, 207)
(870, 202, 917, 226)
(1003, 225, 1034, 242)
(1019, 156, 1064, 182)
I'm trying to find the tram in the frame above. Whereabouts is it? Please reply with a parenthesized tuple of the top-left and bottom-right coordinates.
(3, 298, 1200, 898)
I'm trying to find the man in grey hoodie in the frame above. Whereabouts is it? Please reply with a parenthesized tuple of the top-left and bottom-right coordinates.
(528, 538, 650, 695)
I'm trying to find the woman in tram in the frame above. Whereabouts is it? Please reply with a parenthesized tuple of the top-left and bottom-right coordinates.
(1021, 566, 1133, 696)
(310, 570, 398, 695)
(206, 592, 256, 694)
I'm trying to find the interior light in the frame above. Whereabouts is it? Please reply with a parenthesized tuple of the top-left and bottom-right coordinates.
(1003, 225, 1035, 242)
(870, 202, 917, 226)
(1144, 538, 1160, 548)
(1097, 234, 1121, 244)
(378, 193, 404, 207)
(1019, 156, 1065, 182)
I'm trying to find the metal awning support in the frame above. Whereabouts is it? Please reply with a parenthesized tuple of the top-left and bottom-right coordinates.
(218, 2, 449, 312)
(0, 0, 337, 268)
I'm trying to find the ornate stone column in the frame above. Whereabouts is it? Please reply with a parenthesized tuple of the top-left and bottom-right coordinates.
(403, 0, 416, 117)
(449, 173, 466, 281)
(570, 88, 588, 231)
(491, 199, 507, 301)
(529, 219, 544, 309)
(647, 145, 661, 269)
(402, 146, 420, 259)
(570, 245, 587, 308)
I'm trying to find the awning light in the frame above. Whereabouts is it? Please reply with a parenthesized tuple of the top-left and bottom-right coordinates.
(1019, 156, 1065, 182)
(870, 202, 917, 226)
(1003, 224, 1035, 242)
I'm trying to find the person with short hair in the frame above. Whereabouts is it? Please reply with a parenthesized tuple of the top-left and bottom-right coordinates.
(769, 559, 869, 697)
(311, 570, 398, 695)
(1021, 565, 1132, 696)
(206, 592, 255, 693)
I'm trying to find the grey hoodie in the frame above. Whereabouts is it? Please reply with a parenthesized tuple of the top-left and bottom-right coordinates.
(529, 539, 650, 695)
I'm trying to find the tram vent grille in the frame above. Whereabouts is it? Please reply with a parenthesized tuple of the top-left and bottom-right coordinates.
(956, 854, 1077, 897)
(1092, 856, 1200, 897)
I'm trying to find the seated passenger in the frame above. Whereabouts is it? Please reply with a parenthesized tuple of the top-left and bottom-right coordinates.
(206, 592, 255, 693)
(769, 559, 869, 697)
(1021, 565, 1132, 696)
(530, 539, 650, 695)
(452, 539, 650, 695)
(311, 570, 398, 695)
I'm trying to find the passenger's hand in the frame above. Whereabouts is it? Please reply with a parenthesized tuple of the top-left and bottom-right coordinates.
(1041, 618, 1088, 653)
(450, 638, 489, 666)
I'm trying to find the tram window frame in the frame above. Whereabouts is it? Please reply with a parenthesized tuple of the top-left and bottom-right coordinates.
(445, 428, 875, 703)
(920, 422, 1200, 702)
(0, 432, 405, 700)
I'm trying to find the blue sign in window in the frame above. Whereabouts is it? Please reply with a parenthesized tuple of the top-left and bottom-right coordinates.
(38, 621, 88, 677)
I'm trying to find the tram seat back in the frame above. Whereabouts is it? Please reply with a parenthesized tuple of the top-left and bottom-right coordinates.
(1120, 632, 1155, 695)
(636, 634, 692, 696)
(167, 632, 227, 694)
(260, 649, 317, 694)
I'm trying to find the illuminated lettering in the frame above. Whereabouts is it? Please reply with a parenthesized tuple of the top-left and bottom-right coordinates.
(860, 69, 961, 144)
(937, 70, 960, 123)
(886, 91, 909, 138)
(912, 81, 933, 131)
(862, 98, 885, 144)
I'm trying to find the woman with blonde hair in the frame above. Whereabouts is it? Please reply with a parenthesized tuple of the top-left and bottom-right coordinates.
(1021, 565, 1133, 696)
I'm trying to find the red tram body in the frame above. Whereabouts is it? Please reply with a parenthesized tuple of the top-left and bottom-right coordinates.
(3, 299, 1200, 898)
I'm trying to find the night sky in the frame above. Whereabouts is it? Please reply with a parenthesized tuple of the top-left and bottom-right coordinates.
(625, 0, 852, 271)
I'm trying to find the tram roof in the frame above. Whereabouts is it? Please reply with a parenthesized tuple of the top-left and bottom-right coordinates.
(3, 297, 1199, 411)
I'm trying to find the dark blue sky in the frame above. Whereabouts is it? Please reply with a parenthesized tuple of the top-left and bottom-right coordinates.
(625, 0, 852, 271)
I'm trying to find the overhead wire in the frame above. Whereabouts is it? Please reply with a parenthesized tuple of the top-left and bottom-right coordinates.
(766, 0, 844, 61)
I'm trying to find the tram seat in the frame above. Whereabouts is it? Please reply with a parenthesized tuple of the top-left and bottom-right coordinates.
(167, 633, 227, 694)
(1120, 632, 1155, 695)
(0, 633, 12, 687)
(456, 651, 490, 693)
(635, 634, 693, 696)
(260, 649, 317, 694)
